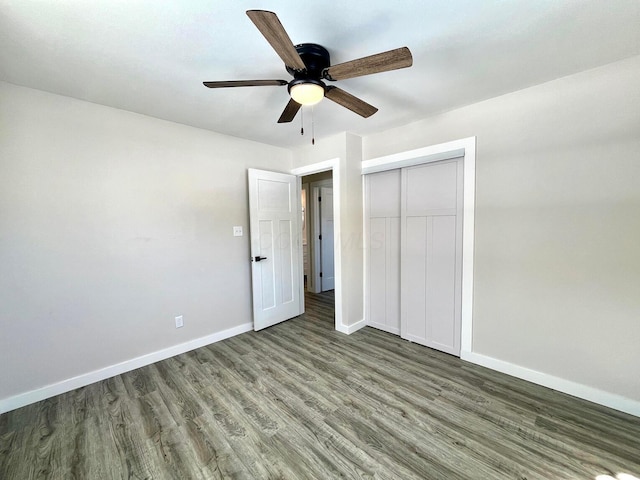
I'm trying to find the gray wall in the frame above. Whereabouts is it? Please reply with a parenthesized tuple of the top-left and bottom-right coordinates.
(364, 55, 640, 402)
(0, 82, 292, 402)
(2, 53, 638, 410)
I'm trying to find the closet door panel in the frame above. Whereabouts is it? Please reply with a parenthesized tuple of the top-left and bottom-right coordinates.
(386, 217, 401, 333)
(401, 159, 462, 355)
(369, 171, 401, 217)
(405, 161, 457, 212)
(366, 170, 401, 334)
(403, 216, 428, 341)
(427, 215, 457, 351)
(369, 217, 388, 328)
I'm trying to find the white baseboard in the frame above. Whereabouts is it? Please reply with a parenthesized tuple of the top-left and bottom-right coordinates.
(337, 318, 367, 335)
(0, 322, 253, 415)
(461, 351, 640, 418)
(7, 325, 636, 419)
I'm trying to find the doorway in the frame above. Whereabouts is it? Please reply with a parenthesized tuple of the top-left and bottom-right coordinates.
(301, 171, 334, 295)
(292, 158, 344, 332)
(247, 166, 335, 332)
(249, 160, 344, 333)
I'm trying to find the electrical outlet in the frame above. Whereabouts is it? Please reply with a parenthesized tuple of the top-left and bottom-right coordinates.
(233, 226, 243, 237)
(175, 315, 184, 328)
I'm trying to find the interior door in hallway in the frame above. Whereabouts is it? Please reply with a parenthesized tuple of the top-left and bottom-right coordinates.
(248, 168, 302, 331)
(401, 159, 463, 355)
(320, 186, 335, 291)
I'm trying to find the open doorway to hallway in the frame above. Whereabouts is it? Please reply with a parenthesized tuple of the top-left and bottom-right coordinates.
(301, 170, 334, 296)
(302, 289, 335, 326)
(292, 158, 343, 332)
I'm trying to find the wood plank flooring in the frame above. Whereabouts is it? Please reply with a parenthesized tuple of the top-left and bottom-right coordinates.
(1, 290, 639, 479)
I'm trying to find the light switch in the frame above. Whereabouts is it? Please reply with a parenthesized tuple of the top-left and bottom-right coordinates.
(233, 226, 243, 237)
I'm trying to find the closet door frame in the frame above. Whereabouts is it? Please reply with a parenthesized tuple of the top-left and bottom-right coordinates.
(362, 137, 476, 357)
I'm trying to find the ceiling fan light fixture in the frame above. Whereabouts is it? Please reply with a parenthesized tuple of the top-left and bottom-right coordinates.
(204, 11, 414, 124)
(290, 82, 325, 106)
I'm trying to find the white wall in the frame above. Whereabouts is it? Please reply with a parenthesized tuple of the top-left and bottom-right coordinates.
(364, 56, 640, 403)
(0, 82, 292, 406)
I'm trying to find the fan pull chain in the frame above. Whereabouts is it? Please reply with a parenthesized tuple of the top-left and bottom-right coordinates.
(311, 105, 315, 145)
(297, 106, 315, 145)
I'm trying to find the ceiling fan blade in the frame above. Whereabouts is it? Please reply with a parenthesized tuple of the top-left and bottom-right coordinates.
(246, 10, 306, 71)
(325, 86, 378, 118)
(203, 80, 288, 88)
(277, 98, 302, 123)
(323, 47, 413, 81)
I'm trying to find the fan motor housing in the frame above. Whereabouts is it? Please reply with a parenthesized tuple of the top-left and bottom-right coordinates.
(286, 43, 330, 80)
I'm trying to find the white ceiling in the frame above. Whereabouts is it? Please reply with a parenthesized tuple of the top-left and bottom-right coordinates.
(1, 0, 639, 148)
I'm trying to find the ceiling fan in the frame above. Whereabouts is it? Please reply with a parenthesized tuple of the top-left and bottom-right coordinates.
(203, 10, 413, 123)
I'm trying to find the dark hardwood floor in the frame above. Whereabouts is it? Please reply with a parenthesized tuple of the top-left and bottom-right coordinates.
(1, 290, 639, 479)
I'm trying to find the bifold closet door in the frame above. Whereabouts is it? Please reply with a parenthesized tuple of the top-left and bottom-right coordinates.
(401, 159, 463, 355)
(365, 169, 401, 335)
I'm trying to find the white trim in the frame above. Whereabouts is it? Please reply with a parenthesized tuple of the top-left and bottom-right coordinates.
(0, 322, 252, 414)
(291, 159, 344, 333)
(362, 174, 371, 331)
(462, 351, 640, 418)
(301, 182, 312, 292)
(297, 176, 306, 313)
(291, 159, 337, 176)
(361, 137, 476, 356)
(336, 318, 366, 335)
(362, 143, 466, 174)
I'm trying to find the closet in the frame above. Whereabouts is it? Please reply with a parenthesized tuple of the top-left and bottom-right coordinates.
(365, 158, 463, 356)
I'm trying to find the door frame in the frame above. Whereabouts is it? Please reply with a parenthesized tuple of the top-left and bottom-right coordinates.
(362, 137, 476, 356)
(301, 182, 309, 288)
(291, 159, 342, 332)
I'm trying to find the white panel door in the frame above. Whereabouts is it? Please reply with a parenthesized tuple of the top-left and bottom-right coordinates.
(248, 168, 302, 331)
(365, 169, 401, 335)
(401, 159, 463, 355)
(320, 186, 335, 291)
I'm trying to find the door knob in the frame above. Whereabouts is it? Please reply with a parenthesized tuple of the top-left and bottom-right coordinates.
(254, 256, 268, 262)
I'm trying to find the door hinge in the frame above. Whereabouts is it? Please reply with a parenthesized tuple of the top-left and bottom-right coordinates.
(319, 234, 322, 240)
(320, 272, 323, 278)
(318, 196, 321, 202)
